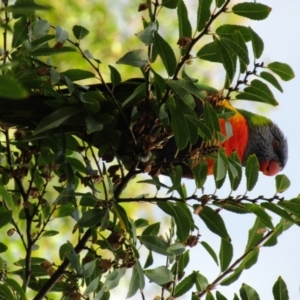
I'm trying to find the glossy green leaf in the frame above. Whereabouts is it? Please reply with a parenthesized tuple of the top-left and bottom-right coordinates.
(268, 62, 295, 81)
(0, 284, 14, 300)
(219, 238, 233, 272)
(144, 266, 174, 285)
(109, 65, 122, 86)
(61, 69, 95, 81)
(245, 217, 266, 252)
(31, 46, 77, 56)
(178, 0, 192, 38)
(233, 30, 249, 73)
(195, 205, 230, 239)
(228, 152, 243, 191)
(220, 37, 249, 69)
(201, 241, 219, 265)
(232, 2, 271, 20)
(197, 42, 221, 63)
(77, 209, 103, 227)
(139, 236, 171, 256)
(197, 0, 212, 32)
(214, 151, 227, 182)
(275, 174, 291, 193)
(162, 0, 179, 9)
(154, 32, 177, 76)
(239, 283, 260, 300)
(73, 25, 89, 40)
(215, 38, 235, 82)
(248, 27, 264, 59)
(157, 201, 192, 242)
(127, 261, 145, 298)
(206, 290, 216, 300)
(174, 272, 197, 297)
(243, 203, 274, 229)
(195, 273, 209, 291)
(216, 25, 251, 42)
(116, 49, 148, 68)
(136, 22, 157, 45)
(260, 202, 294, 223)
(273, 276, 289, 300)
(6, 278, 26, 300)
(216, 291, 228, 300)
(12, 16, 27, 47)
(178, 250, 190, 278)
(167, 243, 185, 256)
(245, 154, 259, 191)
(220, 265, 243, 286)
(0, 75, 28, 99)
(142, 222, 160, 236)
(260, 71, 283, 92)
(277, 198, 300, 219)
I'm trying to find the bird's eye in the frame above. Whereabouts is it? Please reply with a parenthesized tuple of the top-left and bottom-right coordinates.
(273, 139, 280, 148)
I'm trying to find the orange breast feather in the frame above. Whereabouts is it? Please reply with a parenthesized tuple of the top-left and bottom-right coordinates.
(207, 101, 249, 174)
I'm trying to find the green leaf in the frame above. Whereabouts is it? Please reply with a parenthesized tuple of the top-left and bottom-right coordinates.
(214, 151, 227, 182)
(268, 62, 295, 81)
(219, 238, 233, 272)
(233, 30, 249, 74)
(201, 241, 219, 265)
(220, 266, 244, 286)
(245, 217, 266, 252)
(154, 32, 177, 76)
(275, 174, 290, 193)
(197, 42, 221, 63)
(167, 243, 185, 256)
(142, 222, 160, 236)
(174, 272, 197, 297)
(215, 38, 235, 82)
(162, 0, 179, 9)
(12, 16, 28, 47)
(144, 251, 154, 268)
(73, 25, 89, 40)
(34, 107, 80, 135)
(228, 152, 243, 191)
(6, 278, 26, 300)
(61, 69, 95, 81)
(243, 203, 274, 229)
(216, 291, 228, 300)
(277, 198, 300, 219)
(216, 25, 251, 42)
(178, 250, 190, 278)
(248, 27, 264, 59)
(260, 71, 283, 92)
(195, 273, 209, 291)
(139, 236, 171, 256)
(85, 115, 103, 134)
(0, 284, 15, 300)
(84, 276, 101, 295)
(5, 2, 51, 13)
(127, 261, 145, 298)
(167, 79, 205, 108)
(195, 205, 230, 239)
(178, 0, 192, 38)
(77, 209, 103, 227)
(206, 291, 216, 300)
(135, 22, 157, 46)
(108, 65, 122, 86)
(116, 49, 148, 68)
(273, 276, 289, 300)
(232, 2, 271, 20)
(166, 97, 189, 149)
(0, 75, 28, 99)
(245, 154, 259, 191)
(122, 82, 146, 107)
(157, 201, 192, 243)
(239, 283, 260, 300)
(144, 266, 174, 285)
(220, 37, 249, 69)
(197, 0, 212, 32)
(260, 202, 294, 223)
(192, 160, 209, 189)
(31, 46, 77, 56)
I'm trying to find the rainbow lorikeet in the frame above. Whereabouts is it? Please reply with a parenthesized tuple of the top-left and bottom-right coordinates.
(0, 80, 288, 177)
(214, 100, 287, 176)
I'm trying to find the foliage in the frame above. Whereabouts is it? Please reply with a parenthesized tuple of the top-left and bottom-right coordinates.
(0, 0, 296, 299)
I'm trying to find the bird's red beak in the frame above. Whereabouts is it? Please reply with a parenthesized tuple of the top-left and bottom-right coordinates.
(259, 160, 281, 176)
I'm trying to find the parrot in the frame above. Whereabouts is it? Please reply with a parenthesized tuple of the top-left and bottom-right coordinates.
(0, 79, 288, 178)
